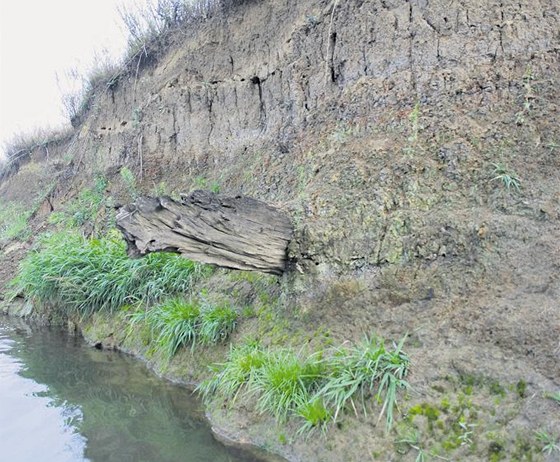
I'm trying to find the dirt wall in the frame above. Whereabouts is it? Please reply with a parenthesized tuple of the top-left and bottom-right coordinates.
(1, 1, 559, 460)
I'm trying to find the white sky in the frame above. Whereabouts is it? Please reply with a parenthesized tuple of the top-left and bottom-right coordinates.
(0, 0, 150, 159)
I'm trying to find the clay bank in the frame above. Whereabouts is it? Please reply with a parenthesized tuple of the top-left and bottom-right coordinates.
(0, 0, 559, 461)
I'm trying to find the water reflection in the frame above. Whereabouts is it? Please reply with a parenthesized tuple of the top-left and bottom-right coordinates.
(0, 317, 259, 462)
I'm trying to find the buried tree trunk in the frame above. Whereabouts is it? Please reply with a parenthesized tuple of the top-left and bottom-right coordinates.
(115, 190, 293, 275)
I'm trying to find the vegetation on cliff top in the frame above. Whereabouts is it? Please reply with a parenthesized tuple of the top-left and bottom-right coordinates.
(1, 0, 240, 178)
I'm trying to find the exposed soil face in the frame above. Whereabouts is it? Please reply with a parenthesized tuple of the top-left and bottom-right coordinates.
(1, 0, 559, 460)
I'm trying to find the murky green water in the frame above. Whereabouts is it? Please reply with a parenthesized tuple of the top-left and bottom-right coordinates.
(0, 317, 263, 462)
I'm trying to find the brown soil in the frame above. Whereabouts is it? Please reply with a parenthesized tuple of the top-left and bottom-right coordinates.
(1, 0, 559, 460)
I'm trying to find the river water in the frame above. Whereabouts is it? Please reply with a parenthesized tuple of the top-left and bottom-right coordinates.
(0, 317, 263, 462)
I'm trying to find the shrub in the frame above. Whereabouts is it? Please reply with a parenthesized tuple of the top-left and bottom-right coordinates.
(13, 230, 201, 316)
(119, 0, 221, 57)
(1, 127, 73, 177)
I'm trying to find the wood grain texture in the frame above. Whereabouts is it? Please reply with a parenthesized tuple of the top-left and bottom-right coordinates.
(116, 190, 293, 275)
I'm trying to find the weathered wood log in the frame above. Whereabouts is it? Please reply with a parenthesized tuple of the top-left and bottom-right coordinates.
(116, 190, 293, 275)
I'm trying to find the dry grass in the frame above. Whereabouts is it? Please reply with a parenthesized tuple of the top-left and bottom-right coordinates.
(1, 126, 73, 178)
(63, 0, 226, 127)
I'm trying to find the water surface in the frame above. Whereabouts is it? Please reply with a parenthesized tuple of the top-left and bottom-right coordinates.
(0, 317, 262, 462)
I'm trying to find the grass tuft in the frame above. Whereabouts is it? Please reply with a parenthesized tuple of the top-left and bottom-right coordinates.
(129, 298, 238, 359)
(13, 230, 203, 316)
(319, 334, 410, 430)
(49, 176, 108, 229)
(197, 341, 266, 404)
(131, 298, 200, 357)
(544, 390, 560, 405)
(199, 303, 238, 344)
(249, 349, 325, 422)
(491, 163, 521, 191)
(0, 201, 32, 244)
(535, 430, 560, 455)
(200, 334, 410, 434)
(296, 398, 331, 436)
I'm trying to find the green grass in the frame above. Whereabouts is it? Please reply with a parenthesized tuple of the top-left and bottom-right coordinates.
(199, 334, 410, 435)
(0, 201, 32, 243)
(197, 341, 267, 404)
(120, 167, 138, 199)
(396, 429, 430, 462)
(249, 349, 325, 421)
(0, 183, 59, 245)
(535, 430, 560, 455)
(48, 176, 108, 229)
(296, 398, 331, 436)
(128, 298, 238, 358)
(199, 303, 238, 344)
(130, 298, 200, 357)
(319, 335, 410, 430)
(544, 390, 560, 405)
(13, 230, 203, 316)
(491, 163, 521, 191)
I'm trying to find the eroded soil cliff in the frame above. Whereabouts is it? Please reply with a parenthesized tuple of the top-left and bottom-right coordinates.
(1, 0, 559, 460)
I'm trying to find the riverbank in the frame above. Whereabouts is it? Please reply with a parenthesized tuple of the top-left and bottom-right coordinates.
(1, 0, 559, 459)
(0, 225, 410, 461)
(2, 249, 559, 462)
(2, 147, 559, 462)
(0, 315, 273, 462)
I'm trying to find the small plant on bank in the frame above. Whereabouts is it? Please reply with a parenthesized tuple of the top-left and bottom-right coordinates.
(192, 176, 220, 193)
(408, 102, 421, 144)
(403, 101, 422, 156)
(544, 390, 560, 405)
(296, 398, 331, 436)
(396, 429, 429, 462)
(132, 298, 201, 357)
(197, 341, 267, 404)
(535, 430, 560, 455)
(199, 303, 238, 344)
(0, 201, 32, 244)
(249, 349, 326, 422)
(0, 185, 57, 244)
(129, 298, 238, 359)
(49, 176, 108, 229)
(151, 181, 170, 196)
(120, 167, 138, 199)
(319, 334, 410, 430)
(515, 66, 535, 125)
(491, 163, 521, 191)
(396, 428, 451, 462)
